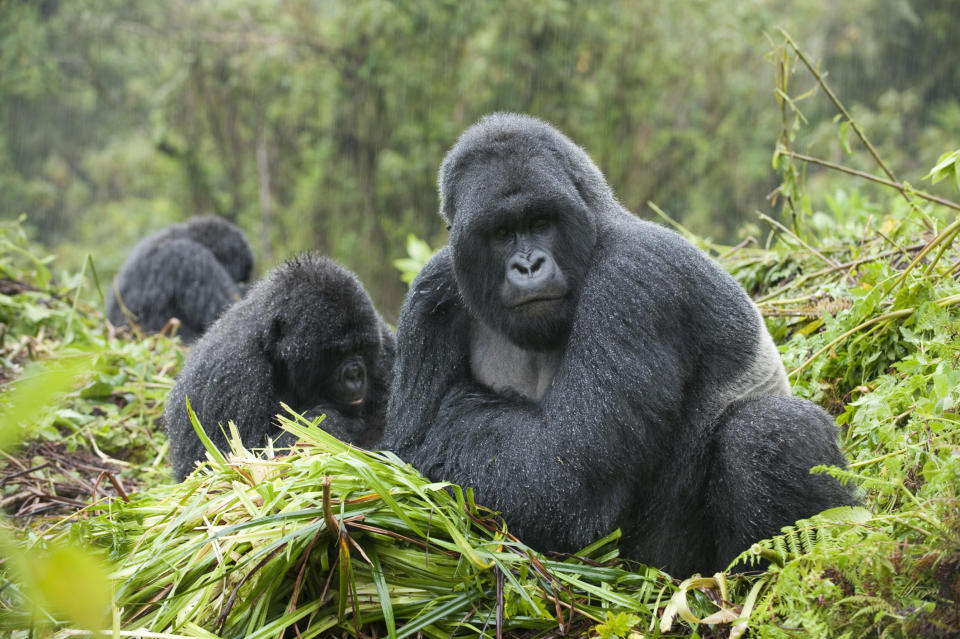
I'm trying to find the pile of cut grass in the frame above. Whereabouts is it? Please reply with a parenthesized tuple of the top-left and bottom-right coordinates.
(53, 414, 696, 638)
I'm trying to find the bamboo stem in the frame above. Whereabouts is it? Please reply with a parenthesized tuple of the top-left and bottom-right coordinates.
(757, 212, 839, 268)
(779, 29, 901, 192)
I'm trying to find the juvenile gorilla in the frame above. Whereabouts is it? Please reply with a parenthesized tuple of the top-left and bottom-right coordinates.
(106, 216, 254, 343)
(165, 253, 395, 481)
(383, 113, 856, 575)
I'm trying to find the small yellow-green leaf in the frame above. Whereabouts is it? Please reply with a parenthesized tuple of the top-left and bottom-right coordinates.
(595, 611, 641, 638)
(797, 318, 824, 336)
(31, 543, 113, 630)
(837, 119, 852, 155)
(879, 216, 900, 237)
(923, 149, 960, 192)
(819, 505, 873, 524)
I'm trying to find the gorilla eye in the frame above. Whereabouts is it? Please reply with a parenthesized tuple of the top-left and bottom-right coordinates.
(494, 227, 510, 240)
(532, 218, 549, 231)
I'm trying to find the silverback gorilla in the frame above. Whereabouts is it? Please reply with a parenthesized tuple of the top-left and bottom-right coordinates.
(106, 216, 253, 343)
(383, 113, 856, 575)
(165, 253, 395, 481)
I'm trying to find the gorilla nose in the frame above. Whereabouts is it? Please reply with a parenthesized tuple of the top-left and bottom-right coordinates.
(512, 254, 545, 275)
(507, 250, 553, 288)
(342, 361, 366, 395)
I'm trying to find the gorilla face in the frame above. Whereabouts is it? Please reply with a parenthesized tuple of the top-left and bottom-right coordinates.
(450, 156, 596, 351)
(272, 337, 378, 422)
(263, 278, 382, 419)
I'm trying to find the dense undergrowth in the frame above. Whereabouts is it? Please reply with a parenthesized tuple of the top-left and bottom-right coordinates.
(2, 182, 959, 637)
(2, 37, 960, 639)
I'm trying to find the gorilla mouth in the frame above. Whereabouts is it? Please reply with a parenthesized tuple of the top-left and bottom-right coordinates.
(506, 294, 565, 310)
(349, 397, 364, 406)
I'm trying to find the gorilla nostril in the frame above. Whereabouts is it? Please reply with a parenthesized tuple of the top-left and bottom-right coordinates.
(510, 252, 550, 278)
(509, 258, 529, 275)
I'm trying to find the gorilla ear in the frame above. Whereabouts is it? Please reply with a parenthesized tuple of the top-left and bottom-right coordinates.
(437, 155, 459, 227)
(260, 316, 285, 362)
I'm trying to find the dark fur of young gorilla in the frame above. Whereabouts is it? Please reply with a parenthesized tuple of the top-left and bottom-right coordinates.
(106, 216, 254, 343)
(383, 113, 857, 576)
(165, 253, 395, 481)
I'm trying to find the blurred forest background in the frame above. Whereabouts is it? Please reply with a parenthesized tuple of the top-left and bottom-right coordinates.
(1, 0, 958, 317)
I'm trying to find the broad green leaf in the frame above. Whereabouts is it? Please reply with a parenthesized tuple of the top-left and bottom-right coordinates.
(923, 149, 960, 192)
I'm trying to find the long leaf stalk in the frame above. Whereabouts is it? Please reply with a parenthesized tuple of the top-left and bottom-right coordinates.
(780, 150, 960, 214)
(888, 216, 960, 291)
(756, 212, 839, 269)
(749, 241, 929, 305)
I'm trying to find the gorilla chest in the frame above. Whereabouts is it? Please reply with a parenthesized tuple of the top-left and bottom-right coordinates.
(469, 320, 561, 401)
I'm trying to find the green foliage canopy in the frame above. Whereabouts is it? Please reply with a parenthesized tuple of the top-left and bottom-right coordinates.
(2, 0, 958, 314)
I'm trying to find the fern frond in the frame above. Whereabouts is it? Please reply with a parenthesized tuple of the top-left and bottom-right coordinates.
(728, 506, 874, 571)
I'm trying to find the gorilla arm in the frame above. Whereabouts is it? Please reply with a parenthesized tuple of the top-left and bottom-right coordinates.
(166, 338, 286, 480)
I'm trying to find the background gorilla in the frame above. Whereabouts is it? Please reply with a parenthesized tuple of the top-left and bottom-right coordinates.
(383, 113, 856, 575)
(165, 253, 395, 481)
(106, 216, 254, 343)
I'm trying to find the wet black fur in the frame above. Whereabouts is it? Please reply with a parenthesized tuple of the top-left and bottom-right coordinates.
(106, 216, 254, 343)
(383, 113, 856, 575)
(165, 253, 395, 481)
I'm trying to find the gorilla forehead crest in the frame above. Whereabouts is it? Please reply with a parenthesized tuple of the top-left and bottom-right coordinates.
(438, 113, 617, 227)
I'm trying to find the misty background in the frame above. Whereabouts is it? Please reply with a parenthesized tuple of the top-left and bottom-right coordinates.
(2, 0, 958, 317)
